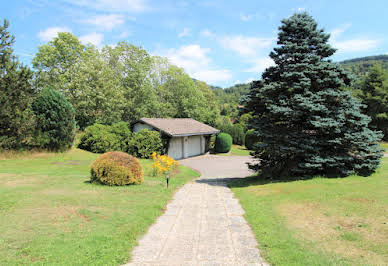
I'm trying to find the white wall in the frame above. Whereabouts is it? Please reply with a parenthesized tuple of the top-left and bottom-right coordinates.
(168, 137, 183, 160)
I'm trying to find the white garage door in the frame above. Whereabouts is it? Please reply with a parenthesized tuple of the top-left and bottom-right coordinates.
(188, 136, 201, 157)
(168, 137, 183, 160)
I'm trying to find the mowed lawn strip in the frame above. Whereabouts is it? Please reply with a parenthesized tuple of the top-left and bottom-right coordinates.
(216, 145, 252, 156)
(229, 158, 388, 266)
(0, 148, 199, 265)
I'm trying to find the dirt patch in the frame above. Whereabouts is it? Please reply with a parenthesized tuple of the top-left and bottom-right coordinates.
(278, 202, 388, 264)
(0, 174, 41, 187)
(50, 160, 83, 166)
(344, 197, 375, 203)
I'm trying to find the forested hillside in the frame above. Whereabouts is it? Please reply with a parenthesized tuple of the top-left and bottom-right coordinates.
(339, 54, 388, 77)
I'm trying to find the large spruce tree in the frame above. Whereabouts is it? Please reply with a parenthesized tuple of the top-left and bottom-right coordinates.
(248, 12, 383, 178)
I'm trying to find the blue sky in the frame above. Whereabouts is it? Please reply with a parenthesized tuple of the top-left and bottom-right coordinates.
(2, 0, 388, 87)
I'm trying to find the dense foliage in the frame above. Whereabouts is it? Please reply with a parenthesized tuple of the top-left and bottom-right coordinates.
(246, 12, 383, 178)
(78, 123, 130, 153)
(129, 129, 163, 159)
(245, 129, 261, 150)
(215, 116, 245, 145)
(31, 88, 76, 151)
(355, 65, 388, 140)
(215, 133, 232, 153)
(90, 151, 143, 185)
(32, 36, 220, 129)
(340, 55, 388, 78)
(0, 20, 35, 150)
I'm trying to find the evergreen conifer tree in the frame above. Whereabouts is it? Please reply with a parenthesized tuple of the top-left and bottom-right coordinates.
(0, 19, 35, 149)
(357, 64, 388, 140)
(247, 12, 383, 178)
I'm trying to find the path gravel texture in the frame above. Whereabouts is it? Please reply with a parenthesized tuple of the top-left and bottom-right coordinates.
(125, 155, 267, 266)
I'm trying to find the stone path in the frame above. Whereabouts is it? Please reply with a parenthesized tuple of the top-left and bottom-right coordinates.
(125, 155, 267, 266)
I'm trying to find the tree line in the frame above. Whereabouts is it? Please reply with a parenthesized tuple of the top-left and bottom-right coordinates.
(0, 19, 221, 151)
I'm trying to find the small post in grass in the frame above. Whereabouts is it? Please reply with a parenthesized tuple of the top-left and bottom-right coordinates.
(166, 173, 169, 188)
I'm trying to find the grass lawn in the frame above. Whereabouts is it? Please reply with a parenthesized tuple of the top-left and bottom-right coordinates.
(380, 142, 388, 152)
(229, 157, 388, 266)
(0, 148, 199, 265)
(217, 145, 252, 156)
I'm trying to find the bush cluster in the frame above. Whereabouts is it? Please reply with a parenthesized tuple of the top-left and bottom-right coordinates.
(215, 133, 232, 153)
(78, 123, 130, 154)
(78, 124, 163, 158)
(90, 151, 143, 185)
(245, 129, 261, 150)
(129, 129, 163, 159)
(215, 117, 245, 145)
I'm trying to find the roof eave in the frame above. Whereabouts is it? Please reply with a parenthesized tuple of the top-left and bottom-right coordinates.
(170, 131, 220, 137)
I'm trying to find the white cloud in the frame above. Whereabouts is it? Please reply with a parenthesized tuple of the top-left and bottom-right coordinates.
(82, 14, 125, 31)
(200, 29, 215, 38)
(333, 39, 380, 52)
(240, 13, 253, 22)
(245, 57, 275, 73)
(64, 0, 148, 12)
(178, 28, 191, 38)
(79, 32, 104, 46)
(118, 31, 131, 38)
(220, 35, 273, 57)
(38, 26, 72, 42)
(330, 24, 380, 52)
(164, 44, 232, 84)
(193, 69, 232, 84)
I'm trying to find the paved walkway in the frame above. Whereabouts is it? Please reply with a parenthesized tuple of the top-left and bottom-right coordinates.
(125, 155, 267, 266)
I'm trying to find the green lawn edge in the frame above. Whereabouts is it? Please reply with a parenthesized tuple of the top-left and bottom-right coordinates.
(0, 148, 200, 265)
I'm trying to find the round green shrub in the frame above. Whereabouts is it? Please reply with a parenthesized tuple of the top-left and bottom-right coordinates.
(245, 129, 261, 150)
(78, 124, 120, 153)
(129, 129, 163, 158)
(78, 122, 131, 153)
(31, 88, 76, 151)
(215, 133, 232, 153)
(90, 151, 143, 185)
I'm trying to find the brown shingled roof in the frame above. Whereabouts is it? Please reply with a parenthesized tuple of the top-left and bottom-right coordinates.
(139, 118, 220, 137)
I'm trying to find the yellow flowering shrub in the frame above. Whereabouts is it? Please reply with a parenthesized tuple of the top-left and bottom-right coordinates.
(152, 152, 179, 176)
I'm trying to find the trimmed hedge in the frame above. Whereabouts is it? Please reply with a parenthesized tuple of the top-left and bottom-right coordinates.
(90, 151, 143, 185)
(245, 129, 261, 150)
(215, 133, 232, 153)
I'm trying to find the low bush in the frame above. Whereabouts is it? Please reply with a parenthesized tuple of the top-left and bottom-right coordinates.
(129, 129, 163, 159)
(215, 133, 232, 153)
(31, 88, 76, 151)
(245, 129, 261, 150)
(78, 122, 131, 153)
(90, 151, 143, 185)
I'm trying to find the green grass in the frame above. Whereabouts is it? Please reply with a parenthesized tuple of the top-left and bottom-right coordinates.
(229, 158, 388, 265)
(216, 145, 252, 156)
(0, 148, 199, 265)
(380, 142, 388, 152)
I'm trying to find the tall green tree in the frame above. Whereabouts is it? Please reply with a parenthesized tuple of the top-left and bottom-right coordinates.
(357, 64, 388, 140)
(103, 42, 159, 124)
(0, 19, 35, 149)
(248, 12, 383, 178)
(33, 33, 124, 129)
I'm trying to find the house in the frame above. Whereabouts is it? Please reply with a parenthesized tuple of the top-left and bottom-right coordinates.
(133, 118, 220, 160)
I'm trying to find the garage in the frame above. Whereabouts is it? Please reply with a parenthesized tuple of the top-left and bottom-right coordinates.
(133, 118, 220, 160)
